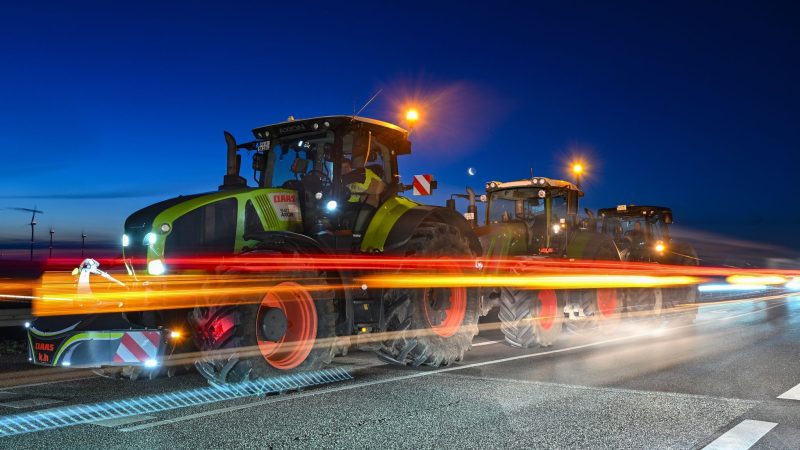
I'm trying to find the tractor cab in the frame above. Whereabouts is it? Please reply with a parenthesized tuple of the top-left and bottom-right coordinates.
(597, 205, 673, 262)
(481, 177, 582, 256)
(122, 116, 414, 276)
(243, 116, 411, 244)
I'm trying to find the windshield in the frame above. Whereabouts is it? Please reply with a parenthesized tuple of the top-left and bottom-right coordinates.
(266, 131, 335, 189)
(487, 188, 546, 223)
(603, 216, 669, 242)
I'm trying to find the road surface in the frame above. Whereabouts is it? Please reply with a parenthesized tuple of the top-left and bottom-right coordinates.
(0, 295, 798, 449)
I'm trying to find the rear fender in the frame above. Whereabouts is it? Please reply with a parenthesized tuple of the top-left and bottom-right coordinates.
(376, 204, 481, 255)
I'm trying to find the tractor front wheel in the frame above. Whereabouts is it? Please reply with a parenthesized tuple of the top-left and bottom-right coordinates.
(190, 270, 337, 384)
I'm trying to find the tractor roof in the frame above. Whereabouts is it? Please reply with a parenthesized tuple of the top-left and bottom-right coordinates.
(486, 177, 581, 192)
(598, 205, 672, 218)
(251, 116, 409, 141)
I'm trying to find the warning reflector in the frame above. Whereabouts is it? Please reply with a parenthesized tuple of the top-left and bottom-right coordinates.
(413, 174, 433, 196)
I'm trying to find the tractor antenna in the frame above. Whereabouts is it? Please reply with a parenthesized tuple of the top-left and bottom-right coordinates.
(530, 163, 534, 179)
(353, 89, 382, 119)
(81, 231, 87, 258)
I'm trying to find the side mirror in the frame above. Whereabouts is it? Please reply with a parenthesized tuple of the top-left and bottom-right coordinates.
(567, 190, 579, 215)
(396, 140, 412, 155)
(252, 152, 267, 171)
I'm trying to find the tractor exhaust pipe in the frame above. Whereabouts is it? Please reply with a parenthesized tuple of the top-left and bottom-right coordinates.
(466, 187, 478, 228)
(220, 131, 247, 190)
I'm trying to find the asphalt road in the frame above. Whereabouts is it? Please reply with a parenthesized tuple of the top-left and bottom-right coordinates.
(1, 294, 798, 449)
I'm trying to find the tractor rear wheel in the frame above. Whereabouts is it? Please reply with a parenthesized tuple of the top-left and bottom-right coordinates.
(663, 244, 700, 326)
(624, 287, 663, 320)
(377, 223, 480, 367)
(499, 287, 565, 348)
(189, 268, 337, 384)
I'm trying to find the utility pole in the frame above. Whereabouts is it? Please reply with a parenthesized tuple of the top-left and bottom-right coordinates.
(81, 231, 87, 258)
(49, 228, 55, 259)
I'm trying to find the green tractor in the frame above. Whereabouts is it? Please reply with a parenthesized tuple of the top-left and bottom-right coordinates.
(452, 177, 624, 349)
(27, 116, 482, 383)
(596, 204, 699, 322)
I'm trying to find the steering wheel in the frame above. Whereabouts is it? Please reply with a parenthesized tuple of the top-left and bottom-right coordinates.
(301, 169, 332, 195)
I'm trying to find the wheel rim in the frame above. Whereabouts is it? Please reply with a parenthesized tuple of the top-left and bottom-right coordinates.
(256, 282, 317, 370)
(423, 286, 467, 338)
(535, 290, 558, 330)
(596, 288, 618, 317)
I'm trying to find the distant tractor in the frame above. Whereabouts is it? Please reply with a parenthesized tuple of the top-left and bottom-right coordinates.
(453, 177, 625, 349)
(28, 116, 482, 383)
(597, 204, 699, 322)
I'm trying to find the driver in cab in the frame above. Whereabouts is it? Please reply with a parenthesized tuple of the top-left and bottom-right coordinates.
(341, 158, 384, 208)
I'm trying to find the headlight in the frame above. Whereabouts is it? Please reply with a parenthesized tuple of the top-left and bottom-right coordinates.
(655, 241, 666, 253)
(148, 259, 166, 275)
(159, 223, 171, 233)
(552, 224, 561, 234)
(326, 200, 338, 211)
(122, 234, 130, 247)
(144, 232, 157, 246)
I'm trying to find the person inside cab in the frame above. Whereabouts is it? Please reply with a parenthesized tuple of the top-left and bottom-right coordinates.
(342, 157, 385, 208)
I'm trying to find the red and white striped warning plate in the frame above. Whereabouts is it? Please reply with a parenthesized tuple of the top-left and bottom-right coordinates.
(113, 331, 161, 363)
(412, 174, 433, 196)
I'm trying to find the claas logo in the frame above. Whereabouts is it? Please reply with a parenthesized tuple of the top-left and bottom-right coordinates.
(272, 194, 296, 203)
(34, 342, 55, 351)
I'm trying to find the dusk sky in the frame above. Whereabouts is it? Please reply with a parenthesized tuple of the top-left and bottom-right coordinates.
(1, 1, 799, 252)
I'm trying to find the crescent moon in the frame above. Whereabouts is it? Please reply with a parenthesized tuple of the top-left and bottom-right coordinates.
(468, 167, 476, 176)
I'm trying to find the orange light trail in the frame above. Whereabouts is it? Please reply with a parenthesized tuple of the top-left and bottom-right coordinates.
(2, 254, 797, 317)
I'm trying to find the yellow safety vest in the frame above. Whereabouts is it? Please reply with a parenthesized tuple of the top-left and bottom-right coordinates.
(348, 168, 382, 202)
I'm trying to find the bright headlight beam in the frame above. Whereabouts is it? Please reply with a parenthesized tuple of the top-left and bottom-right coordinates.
(726, 275, 786, 286)
(147, 259, 166, 275)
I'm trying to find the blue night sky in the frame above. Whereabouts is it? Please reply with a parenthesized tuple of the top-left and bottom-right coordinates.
(1, 1, 799, 251)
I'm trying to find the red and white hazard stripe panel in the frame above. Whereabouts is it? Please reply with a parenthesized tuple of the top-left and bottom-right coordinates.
(413, 174, 433, 196)
(113, 331, 161, 363)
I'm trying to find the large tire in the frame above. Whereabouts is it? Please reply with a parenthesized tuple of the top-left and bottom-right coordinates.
(565, 232, 623, 332)
(499, 287, 565, 348)
(663, 244, 699, 326)
(624, 287, 663, 320)
(189, 265, 337, 384)
(377, 223, 480, 367)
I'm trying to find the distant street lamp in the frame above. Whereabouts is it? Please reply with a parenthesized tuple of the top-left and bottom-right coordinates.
(571, 162, 584, 187)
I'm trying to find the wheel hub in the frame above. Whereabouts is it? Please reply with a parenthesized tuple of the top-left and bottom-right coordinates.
(258, 307, 288, 342)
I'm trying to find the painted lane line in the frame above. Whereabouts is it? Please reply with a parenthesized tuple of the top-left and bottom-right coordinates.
(121, 300, 789, 432)
(702, 420, 777, 450)
(91, 414, 157, 428)
(0, 398, 64, 409)
(777, 382, 800, 400)
(472, 340, 502, 347)
(119, 329, 688, 431)
(1, 376, 98, 390)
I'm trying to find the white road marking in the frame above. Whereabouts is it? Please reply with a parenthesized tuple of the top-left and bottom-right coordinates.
(777, 382, 800, 400)
(92, 415, 157, 428)
(115, 300, 787, 432)
(1, 376, 98, 390)
(119, 329, 687, 432)
(0, 397, 63, 409)
(472, 339, 502, 347)
(702, 419, 777, 450)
